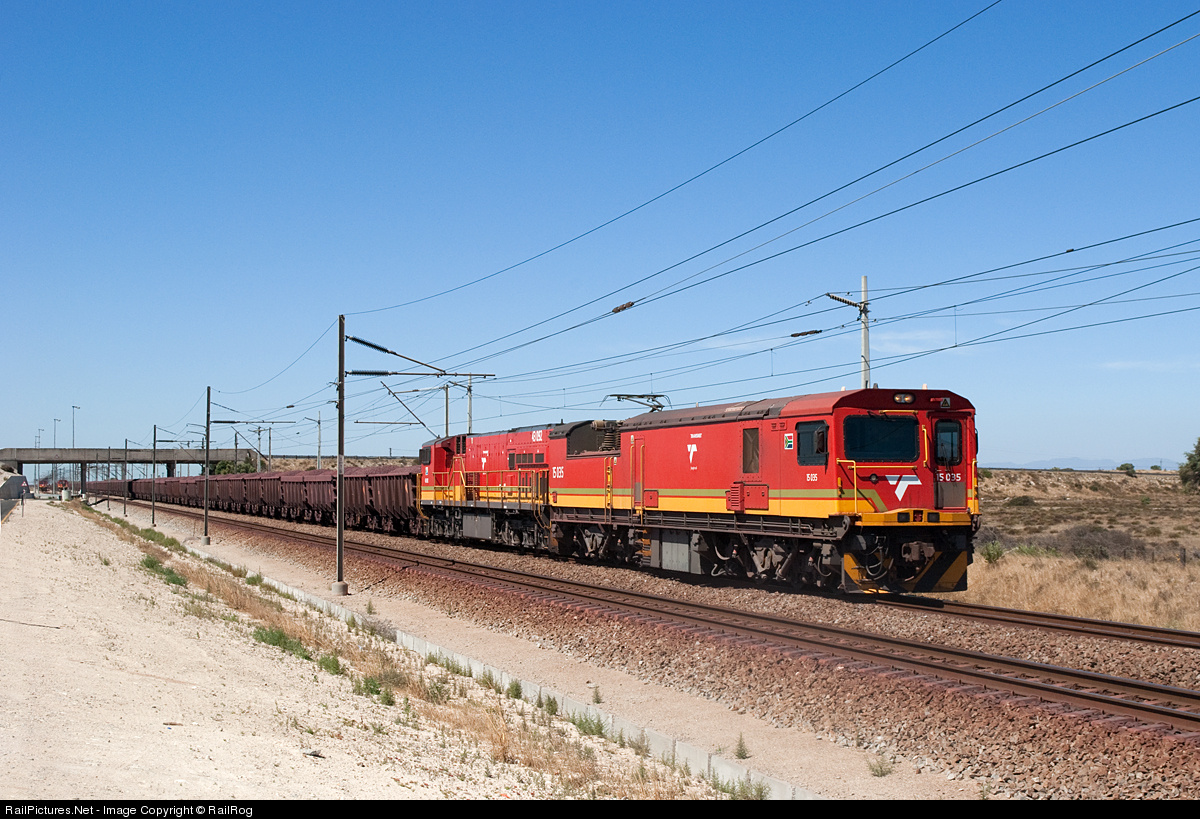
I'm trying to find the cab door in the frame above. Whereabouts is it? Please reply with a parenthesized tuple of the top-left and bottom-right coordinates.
(932, 416, 968, 509)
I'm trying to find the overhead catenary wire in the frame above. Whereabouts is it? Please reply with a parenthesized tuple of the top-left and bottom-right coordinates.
(170, 13, 1200, 453)
(346, 1, 1006, 319)
(421, 10, 1200, 369)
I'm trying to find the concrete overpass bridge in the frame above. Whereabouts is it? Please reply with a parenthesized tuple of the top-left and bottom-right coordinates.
(0, 447, 245, 488)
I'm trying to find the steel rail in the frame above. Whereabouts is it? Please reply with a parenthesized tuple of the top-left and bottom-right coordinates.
(875, 595, 1200, 650)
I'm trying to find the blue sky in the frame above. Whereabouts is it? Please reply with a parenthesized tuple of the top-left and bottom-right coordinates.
(4, 1, 1199, 473)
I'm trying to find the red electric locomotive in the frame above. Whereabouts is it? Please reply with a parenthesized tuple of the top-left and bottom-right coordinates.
(419, 388, 979, 593)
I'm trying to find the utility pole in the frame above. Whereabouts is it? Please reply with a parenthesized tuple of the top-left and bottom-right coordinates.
(826, 275, 871, 389)
(123, 438, 128, 515)
(53, 419, 60, 487)
(335, 314, 347, 596)
(203, 386, 211, 546)
(152, 424, 157, 526)
(335, 318, 489, 593)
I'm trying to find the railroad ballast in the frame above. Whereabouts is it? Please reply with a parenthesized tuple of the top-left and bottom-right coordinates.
(92, 388, 980, 593)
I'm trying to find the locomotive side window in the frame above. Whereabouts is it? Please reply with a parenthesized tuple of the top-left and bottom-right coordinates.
(843, 415, 918, 462)
(742, 427, 760, 473)
(795, 421, 828, 467)
(935, 420, 962, 465)
(419, 447, 431, 466)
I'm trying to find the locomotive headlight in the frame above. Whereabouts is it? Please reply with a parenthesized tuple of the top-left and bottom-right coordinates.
(893, 393, 915, 404)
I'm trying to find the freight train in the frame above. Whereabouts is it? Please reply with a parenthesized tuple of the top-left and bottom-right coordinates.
(90, 388, 980, 593)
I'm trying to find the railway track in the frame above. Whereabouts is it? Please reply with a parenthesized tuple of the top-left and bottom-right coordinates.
(874, 595, 1200, 651)
(99, 497, 1200, 737)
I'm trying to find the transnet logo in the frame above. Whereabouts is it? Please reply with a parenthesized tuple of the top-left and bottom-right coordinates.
(887, 475, 921, 501)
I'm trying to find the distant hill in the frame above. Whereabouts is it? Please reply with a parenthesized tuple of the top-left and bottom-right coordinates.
(982, 457, 1179, 471)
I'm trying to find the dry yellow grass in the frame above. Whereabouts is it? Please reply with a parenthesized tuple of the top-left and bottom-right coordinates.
(952, 552, 1200, 631)
(958, 469, 1200, 629)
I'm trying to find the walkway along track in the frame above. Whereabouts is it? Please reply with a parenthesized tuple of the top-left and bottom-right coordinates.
(101, 498, 1200, 738)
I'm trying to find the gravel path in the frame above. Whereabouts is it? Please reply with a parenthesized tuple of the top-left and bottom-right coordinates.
(1, 500, 980, 800)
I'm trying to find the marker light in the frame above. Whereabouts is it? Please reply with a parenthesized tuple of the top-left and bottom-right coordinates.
(893, 393, 915, 404)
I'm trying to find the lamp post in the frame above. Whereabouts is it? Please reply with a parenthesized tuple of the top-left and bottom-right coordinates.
(304, 411, 322, 469)
(203, 386, 211, 546)
(72, 405, 80, 491)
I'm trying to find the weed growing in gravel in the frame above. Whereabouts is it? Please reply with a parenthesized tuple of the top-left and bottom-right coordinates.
(569, 711, 606, 737)
(477, 670, 502, 694)
(140, 554, 188, 586)
(735, 733, 750, 759)
(427, 652, 471, 677)
(868, 755, 894, 777)
(506, 680, 523, 700)
(246, 573, 263, 586)
(709, 774, 768, 800)
(317, 654, 343, 675)
(592, 685, 603, 704)
(422, 674, 452, 705)
(253, 626, 311, 660)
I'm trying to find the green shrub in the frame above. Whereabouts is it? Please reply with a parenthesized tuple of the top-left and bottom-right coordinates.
(570, 711, 606, 737)
(140, 554, 187, 586)
(253, 627, 310, 660)
(980, 542, 1005, 565)
(1182, 438, 1200, 491)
